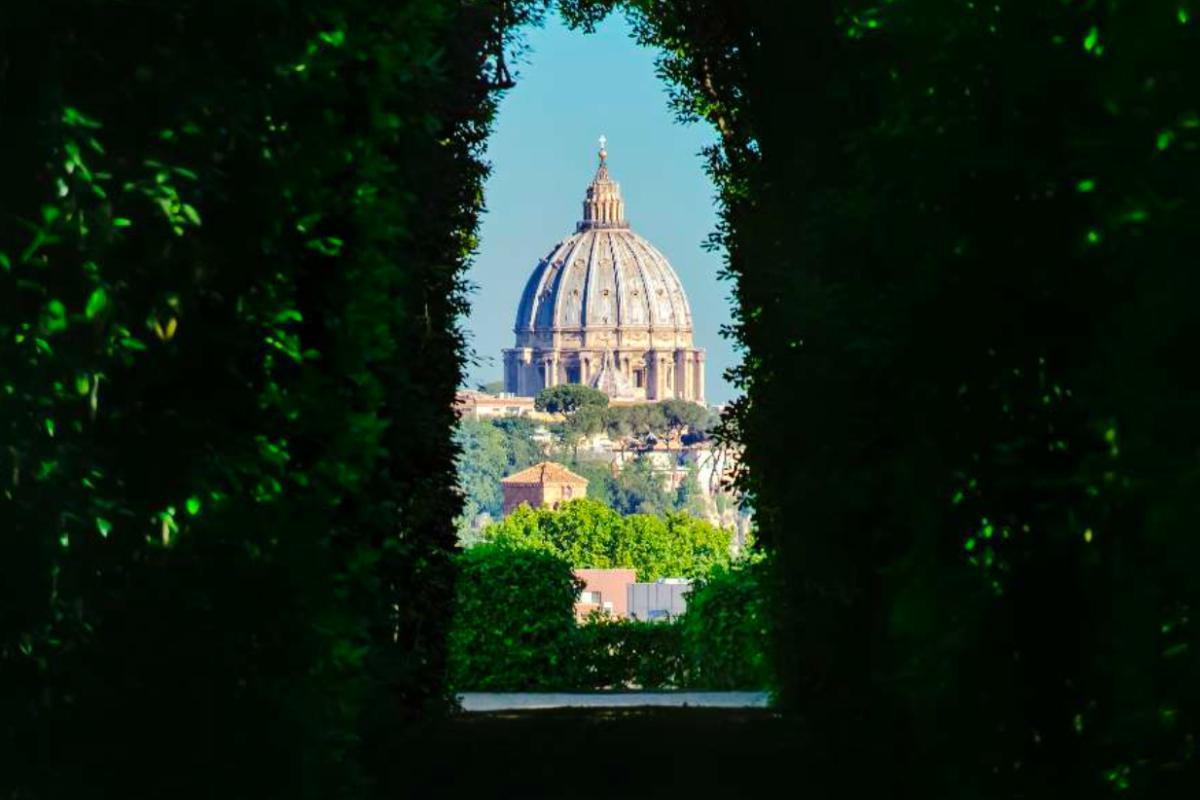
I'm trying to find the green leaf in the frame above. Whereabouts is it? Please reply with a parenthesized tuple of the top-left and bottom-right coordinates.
(1083, 25, 1099, 52)
(0, 252, 10, 271)
(96, 517, 112, 538)
(185, 496, 202, 516)
(112, 217, 132, 228)
(305, 236, 344, 257)
(318, 29, 346, 47)
(44, 300, 68, 333)
(85, 287, 109, 320)
(62, 106, 102, 129)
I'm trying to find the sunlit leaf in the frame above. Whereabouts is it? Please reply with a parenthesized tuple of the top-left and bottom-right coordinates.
(62, 106, 102, 129)
(44, 300, 68, 333)
(85, 287, 109, 320)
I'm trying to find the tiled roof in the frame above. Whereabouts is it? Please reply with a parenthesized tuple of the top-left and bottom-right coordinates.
(501, 461, 589, 486)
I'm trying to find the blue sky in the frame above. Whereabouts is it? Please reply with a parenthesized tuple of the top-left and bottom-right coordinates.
(462, 11, 738, 404)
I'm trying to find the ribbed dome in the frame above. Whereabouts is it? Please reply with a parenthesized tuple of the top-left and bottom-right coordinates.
(513, 144, 694, 338)
(503, 140, 705, 404)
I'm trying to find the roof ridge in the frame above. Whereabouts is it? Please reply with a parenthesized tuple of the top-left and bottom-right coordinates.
(501, 460, 588, 486)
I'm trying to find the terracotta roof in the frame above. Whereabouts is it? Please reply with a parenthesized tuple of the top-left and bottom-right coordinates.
(501, 461, 589, 486)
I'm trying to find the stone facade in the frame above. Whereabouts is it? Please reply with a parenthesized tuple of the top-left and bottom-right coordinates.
(504, 141, 705, 403)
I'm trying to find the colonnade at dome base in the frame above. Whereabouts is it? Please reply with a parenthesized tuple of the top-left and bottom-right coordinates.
(503, 341, 705, 403)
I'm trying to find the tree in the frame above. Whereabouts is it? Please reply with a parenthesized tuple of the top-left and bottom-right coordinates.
(605, 402, 667, 440)
(673, 464, 708, 519)
(447, 544, 582, 690)
(534, 383, 609, 415)
(560, 402, 607, 459)
(481, 498, 732, 581)
(609, 454, 674, 516)
(680, 557, 771, 689)
(455, 417, 542, 521)
(565, 0, 1200, 794)
(490, 415, 543, 468)
(0, 0, 549, 795)
(659, 398, 708, 446)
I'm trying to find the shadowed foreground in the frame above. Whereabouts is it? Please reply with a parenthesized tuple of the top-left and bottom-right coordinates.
(394, 707, 802, 798)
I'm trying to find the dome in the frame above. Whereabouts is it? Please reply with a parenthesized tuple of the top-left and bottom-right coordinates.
(504, 139, 705, 403)
(512, 228, 694, 335)
(512, 156, 694, 338)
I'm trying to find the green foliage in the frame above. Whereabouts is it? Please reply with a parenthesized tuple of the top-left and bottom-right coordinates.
(481, 497, 731, 581)
(448, 544, 582, 691)
(564, 0, 1200, 793)
(561, 454, 707, 518)
(534, 382, 609, 414)
(0, 0, 549, 795)
(603, 401, 667, 438)
(449, 588, 764, 691)
(607, 454, 676, 515)
(657, 398, 709, 439)
(568, 614, 685, 689)
(679, 558, 771, 690)
(673, 464, 708, 519)
(455, 416, 542, 529)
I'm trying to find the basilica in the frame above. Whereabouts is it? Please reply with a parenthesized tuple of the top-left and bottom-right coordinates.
(503, 140, 705, 403)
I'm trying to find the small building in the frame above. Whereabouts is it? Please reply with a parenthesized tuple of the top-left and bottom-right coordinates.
(573, 568, 637, 619)
(500, 461, 588, 516)
(454, 390, 538, 420)
(628, 579, 692, 622)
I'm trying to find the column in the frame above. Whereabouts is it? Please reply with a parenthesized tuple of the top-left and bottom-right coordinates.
(674, 350, 688, 400)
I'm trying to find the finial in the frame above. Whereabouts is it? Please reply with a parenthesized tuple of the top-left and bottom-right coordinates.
(598, 134, 607, 165)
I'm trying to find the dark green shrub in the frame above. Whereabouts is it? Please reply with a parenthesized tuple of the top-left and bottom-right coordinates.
(680, 559, 771, 689)
(570, 614, 685, 689)
(448, 545, 582, 691)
